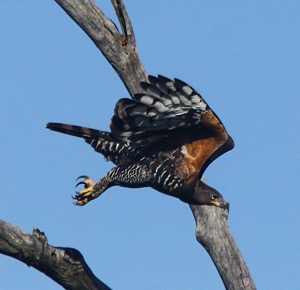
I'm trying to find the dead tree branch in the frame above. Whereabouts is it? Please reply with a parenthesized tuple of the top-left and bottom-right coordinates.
(0, 220, 110, 290)
(54, 0, 147, 95)
(1, 0, 256, 289)
(190, 205, 256, 289)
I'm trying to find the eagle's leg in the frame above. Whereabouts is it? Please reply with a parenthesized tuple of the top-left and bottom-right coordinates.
(74, 164, 153, 206)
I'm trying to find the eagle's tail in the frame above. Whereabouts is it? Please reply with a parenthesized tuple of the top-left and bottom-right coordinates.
(46, 122, 134, 165)
(46, 122, 108, 139)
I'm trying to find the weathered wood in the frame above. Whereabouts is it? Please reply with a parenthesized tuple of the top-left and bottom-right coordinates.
(190, 205, 256, 290)
(54, 0, 148, 96)
(0, 220, 110, 290)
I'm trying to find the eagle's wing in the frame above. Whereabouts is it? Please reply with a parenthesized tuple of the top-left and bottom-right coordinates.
(111, 75, 234, 179)
(112, 76, 218, 142)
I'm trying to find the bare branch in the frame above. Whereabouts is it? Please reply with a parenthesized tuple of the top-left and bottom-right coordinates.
(0, 220, 110, 290)
(54, 0, 147, 95)
(110, 0, 136, 47)
(190, 206, 256, 290)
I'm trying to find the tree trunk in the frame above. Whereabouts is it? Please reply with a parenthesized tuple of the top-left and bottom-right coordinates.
(0, 0, 256, 289)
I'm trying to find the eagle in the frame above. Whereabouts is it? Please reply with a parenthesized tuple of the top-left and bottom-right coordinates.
(47, 75, 234, 208)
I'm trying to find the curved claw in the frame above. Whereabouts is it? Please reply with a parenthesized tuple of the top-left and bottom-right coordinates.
(72, 176, 95, 206)
(73, 191, 84, 198)
(72, 191, 83, 199)
(76, 175, 89, 181)
(75, 181, 87, 188)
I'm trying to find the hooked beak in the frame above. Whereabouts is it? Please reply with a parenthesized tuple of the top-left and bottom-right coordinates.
(211, 200, 230, 211)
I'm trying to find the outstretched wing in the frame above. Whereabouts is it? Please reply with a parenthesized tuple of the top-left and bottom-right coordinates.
(110, 75, 234, 179)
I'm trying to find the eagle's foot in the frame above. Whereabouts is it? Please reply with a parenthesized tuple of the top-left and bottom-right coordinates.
(73, 175, 96, 206)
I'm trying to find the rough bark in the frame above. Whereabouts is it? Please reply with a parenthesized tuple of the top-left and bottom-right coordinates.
(54, 0, 147, 96)
(0, 0, 256, 289)
(190, 205, 256, 289)
(0, 220, 110, 290)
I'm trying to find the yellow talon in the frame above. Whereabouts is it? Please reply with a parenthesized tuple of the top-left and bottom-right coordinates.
(76, 199, 89, 206)
(74, 176, 95, 206)
(83, 177, 93, 188)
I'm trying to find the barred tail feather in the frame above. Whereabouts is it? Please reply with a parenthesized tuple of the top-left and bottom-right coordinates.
(46, 122, 139, 165)
(46, 123, 111, 140)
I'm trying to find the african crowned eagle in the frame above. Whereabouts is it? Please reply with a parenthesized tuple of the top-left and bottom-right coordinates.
(47, 75, 234, 208)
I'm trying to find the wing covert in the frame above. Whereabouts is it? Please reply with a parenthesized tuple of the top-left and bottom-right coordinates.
(110, 75, 209, 144)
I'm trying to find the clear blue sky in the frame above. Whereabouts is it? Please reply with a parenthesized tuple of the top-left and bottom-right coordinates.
(1, 1, 299, 289)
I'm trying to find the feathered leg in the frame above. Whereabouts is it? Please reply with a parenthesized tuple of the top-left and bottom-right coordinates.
(74, 164, 153, 205)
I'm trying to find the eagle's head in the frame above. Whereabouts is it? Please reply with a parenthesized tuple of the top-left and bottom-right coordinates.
(178, 180, 229, 210)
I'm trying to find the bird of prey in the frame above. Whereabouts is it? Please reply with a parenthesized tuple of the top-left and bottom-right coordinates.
(47, 75, 234, 208)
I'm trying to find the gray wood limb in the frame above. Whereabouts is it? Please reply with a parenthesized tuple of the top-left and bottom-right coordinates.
(54, 0, 148, 96)
(0, 220, 111, 290)
(190, 205, 256, 290)
(110, 0, 136, 47)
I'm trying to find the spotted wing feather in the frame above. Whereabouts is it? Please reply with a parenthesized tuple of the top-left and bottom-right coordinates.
(111, 75, 209, 144)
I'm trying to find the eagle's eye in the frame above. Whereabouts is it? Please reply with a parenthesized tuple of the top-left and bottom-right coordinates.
(210, 194, 218, 200)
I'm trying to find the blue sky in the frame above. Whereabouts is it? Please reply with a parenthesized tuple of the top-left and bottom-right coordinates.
(1, 1, 299, 289)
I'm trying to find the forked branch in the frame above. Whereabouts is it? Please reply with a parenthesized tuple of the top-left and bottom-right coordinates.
(54, 0, 147, 95)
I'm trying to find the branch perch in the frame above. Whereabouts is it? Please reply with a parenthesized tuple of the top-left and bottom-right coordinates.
(190, 205, 256, 289)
